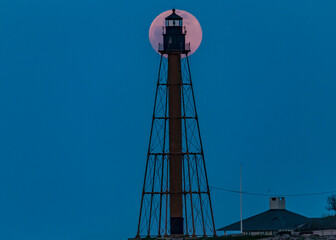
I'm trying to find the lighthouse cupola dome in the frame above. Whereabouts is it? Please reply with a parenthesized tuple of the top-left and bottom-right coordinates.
(165, 9, 183, 26)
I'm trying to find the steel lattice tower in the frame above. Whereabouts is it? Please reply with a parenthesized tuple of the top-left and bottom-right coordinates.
(136, 9, 216, 239)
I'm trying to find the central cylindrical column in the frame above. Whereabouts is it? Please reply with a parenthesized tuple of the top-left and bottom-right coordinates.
(168, 53, 183, 236)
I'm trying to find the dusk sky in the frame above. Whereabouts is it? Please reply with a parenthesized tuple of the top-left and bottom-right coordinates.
(1, 1, 336, 240)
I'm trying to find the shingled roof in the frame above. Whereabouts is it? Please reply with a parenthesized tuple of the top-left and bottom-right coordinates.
(218, 209, 309, 232)
(296, 216, 336, 231)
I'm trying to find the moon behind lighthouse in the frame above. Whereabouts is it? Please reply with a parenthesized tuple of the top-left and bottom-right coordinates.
(149, 9, 202, 56)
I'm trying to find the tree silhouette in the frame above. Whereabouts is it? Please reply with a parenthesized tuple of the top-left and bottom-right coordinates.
(326, 195, 336, 214)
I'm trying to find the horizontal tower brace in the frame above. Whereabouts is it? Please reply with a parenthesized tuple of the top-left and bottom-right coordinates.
(148, 152, 202, 156)
(154, 116, 196, 119)
(143, 191, 209, 194)
(158, 83, 192, 86)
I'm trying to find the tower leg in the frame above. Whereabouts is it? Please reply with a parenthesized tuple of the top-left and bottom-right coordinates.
(168, 53, 183, 236)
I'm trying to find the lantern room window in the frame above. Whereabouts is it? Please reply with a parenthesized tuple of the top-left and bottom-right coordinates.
(165, 20, 182, 27)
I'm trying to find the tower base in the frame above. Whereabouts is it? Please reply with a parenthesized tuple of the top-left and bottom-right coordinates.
(170, 217, 184, 235)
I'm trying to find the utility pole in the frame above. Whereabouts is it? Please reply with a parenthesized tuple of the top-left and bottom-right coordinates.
(240, 163, 243, 234)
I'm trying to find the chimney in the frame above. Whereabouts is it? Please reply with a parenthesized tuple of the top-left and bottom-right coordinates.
(269, 197, 286, 210)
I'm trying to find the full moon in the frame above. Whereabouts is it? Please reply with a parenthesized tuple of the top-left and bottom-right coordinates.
(149, 9, 202, 56)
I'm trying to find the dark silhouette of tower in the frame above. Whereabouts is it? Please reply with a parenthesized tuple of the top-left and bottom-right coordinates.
(136, 9, 216, 239)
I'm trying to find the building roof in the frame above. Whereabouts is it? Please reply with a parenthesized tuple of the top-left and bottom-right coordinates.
(218, 209, 309, 232)
(296, 216, 336, 231)
(165, 9, 182, 20)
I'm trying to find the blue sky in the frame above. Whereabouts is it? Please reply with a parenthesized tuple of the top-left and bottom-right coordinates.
(0, 0, 336, 239)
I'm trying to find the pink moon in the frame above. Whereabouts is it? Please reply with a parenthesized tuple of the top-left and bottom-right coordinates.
(149, 9, 202, 56)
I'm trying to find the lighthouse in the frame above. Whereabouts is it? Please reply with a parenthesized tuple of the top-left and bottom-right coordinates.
(160, 9, 189, 236)
(135, 9, 216, 239)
